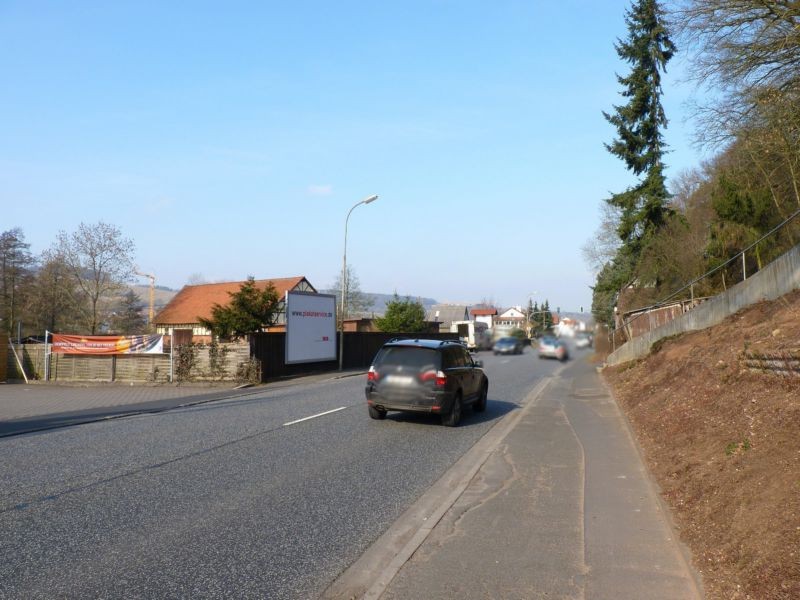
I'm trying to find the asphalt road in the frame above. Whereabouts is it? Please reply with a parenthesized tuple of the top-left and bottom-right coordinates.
(0, 347, 569, 599)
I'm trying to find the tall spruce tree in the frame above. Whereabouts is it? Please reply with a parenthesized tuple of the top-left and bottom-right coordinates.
(592, 0, 675, 326)
(603, 0, 675, 254)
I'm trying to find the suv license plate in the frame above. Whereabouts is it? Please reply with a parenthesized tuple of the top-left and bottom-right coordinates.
(385, 375, 414, 385)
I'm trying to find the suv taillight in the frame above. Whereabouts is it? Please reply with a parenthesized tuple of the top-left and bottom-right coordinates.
(435, 370, 447, 388)
(367, 366, 379, 382)
(420, 370, 447, 387)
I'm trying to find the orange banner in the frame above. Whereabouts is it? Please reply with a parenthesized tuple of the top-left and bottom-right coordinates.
(51, 334, 164, 355)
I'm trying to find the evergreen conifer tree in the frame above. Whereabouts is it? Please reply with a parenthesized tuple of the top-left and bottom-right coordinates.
(603, 0, 675, 254)
(110, 290, 147, 334)
(542, 300, 552, 330)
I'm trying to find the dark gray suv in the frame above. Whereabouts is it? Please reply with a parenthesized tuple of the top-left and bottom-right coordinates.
(365, 339, 489, 427)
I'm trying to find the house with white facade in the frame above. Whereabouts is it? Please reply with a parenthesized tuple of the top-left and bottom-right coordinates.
(470, 308, 498, 329)
(495, 306, 526, 329)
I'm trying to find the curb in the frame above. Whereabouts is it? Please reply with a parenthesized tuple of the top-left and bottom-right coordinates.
(322, 375, 556, 600)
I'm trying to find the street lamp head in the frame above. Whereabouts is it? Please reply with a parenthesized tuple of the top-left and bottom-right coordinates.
(363, 194, 379, 204)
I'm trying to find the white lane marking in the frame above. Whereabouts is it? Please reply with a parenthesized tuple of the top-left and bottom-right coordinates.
(283, 406, 347, 427)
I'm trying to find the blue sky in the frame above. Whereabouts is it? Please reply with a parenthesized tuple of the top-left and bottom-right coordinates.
(1, 1, 705, 312)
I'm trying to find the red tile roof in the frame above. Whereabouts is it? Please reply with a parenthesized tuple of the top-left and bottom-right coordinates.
(470, 308, 498, 316)
(154, 276, 312, 325)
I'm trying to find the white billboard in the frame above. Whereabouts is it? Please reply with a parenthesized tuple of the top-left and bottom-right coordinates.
(285, 291, 337, 364)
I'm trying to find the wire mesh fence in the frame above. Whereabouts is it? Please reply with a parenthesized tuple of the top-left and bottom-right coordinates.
(612, 208, 800, 349)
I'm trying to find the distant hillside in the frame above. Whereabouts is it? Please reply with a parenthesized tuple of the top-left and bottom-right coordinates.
(127, 285, 439, 318)
(129, 285, 178, 312)
(321, 291, 438, 317)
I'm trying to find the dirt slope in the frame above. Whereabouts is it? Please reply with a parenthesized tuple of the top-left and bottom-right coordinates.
(604, 289, 800, 600)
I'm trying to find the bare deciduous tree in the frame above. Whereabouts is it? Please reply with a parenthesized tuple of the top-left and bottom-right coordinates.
(329, 265, 374, 323)
(27, 251, 84, 334)
(674, 1, 800, 96)
(54, 222, 136, 334)
(0, 228, 34, 336)
(673, 0, 800, 231)
(582, 203, 623, 274)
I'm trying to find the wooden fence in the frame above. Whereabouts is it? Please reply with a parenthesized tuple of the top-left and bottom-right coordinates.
(4, 342, 250, 383)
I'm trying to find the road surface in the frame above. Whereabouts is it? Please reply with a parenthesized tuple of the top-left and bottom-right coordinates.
(1, 348, 561, 599)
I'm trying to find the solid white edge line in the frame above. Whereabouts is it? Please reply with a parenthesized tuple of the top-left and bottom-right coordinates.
(283, 406, 347, 427)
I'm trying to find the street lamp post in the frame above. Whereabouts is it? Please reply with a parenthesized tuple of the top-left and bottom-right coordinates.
(339, 194, 379, 370)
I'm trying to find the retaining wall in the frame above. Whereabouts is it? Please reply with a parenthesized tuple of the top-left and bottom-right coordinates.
(607, 243, 800, 366)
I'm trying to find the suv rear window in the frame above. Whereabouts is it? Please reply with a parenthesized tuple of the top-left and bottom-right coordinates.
(373, 346, 440, 370)
(448, 347, 468, 368)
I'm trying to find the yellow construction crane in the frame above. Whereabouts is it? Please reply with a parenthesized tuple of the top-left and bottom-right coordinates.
(134, 269, 156, 325)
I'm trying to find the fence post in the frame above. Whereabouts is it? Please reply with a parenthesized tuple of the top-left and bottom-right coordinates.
(742, 251, 747, 280)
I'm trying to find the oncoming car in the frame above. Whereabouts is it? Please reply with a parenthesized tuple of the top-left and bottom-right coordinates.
(575, 332, 593, 349)
(492, 336, 523, 355)
(365, 339, 489, 427)
(537, 336, 569, 361)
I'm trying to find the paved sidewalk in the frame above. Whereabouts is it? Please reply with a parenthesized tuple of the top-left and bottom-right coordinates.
(0, 370, 364, 437)
(328, 357, 703, 600)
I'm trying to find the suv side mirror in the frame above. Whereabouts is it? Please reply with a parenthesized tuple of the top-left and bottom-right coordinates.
(473, 359, 484, 368)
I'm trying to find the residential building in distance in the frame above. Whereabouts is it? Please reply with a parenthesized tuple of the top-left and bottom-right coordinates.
(496, 306, 526, 329)
(426, 304, 470, 332)
(470, 307, 498, 329)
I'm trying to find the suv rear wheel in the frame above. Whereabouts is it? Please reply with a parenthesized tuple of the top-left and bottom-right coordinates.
(473, 383, 488, 412)
(368, 405, 386, 420)
(441, 392, 462, 427)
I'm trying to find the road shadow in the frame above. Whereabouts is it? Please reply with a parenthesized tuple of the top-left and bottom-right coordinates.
(384, 398, 519, 428)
